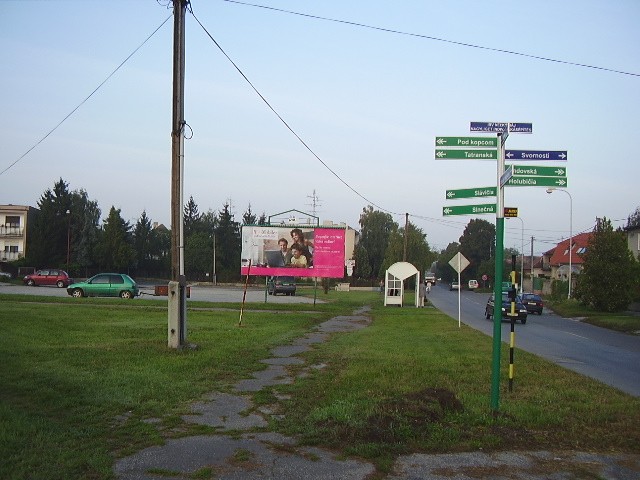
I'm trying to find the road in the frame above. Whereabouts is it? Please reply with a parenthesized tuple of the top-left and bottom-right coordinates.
(0, 281, 324, 305)
(427, 282, 640, 397)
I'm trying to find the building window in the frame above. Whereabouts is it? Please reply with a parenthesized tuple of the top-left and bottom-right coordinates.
(4, 245, 18, 253)
(5, 216, 20, 228)
(577, 247, 587, 254)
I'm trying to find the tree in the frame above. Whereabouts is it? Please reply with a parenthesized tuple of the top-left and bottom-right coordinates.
(436, 242, 461, 283)
(70, 189, 101, 274)
(459, 219, 495, 280)
(242, 204, 257, 225)
(574, 217, 640, 311)
(352, 244, 372, 280)
(380, 221, 433, 277)
(184, 231, 213, 280)
(184, 196, 202, 238)
(133, 211, 154, 275)
(214, 202, 241, 282)
(96, 206, 134, 271)
(29, 178, 73, 267)
(358, 206, 397, 279)
(626, 206, 640, 229)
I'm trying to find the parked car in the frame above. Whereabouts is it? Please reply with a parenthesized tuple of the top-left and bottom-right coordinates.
(468, 279, 479, 290)
(449, 280, 460, 291)
(520, 293, 544, 315)
(485, 293, 528, 324)
(23, 269, 73, 288)
(267, 276, 296, 296)
(67, 273, 139, 299)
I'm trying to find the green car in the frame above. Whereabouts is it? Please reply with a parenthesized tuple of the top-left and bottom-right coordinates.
(67, 273, 139, 299)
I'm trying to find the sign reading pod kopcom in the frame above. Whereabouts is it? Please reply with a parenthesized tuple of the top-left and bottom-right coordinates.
(240, 225, 346, 278)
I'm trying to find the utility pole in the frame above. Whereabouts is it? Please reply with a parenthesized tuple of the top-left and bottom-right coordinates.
(530, 236, 534, 292)
(403, 213, 409, 262)
(169, 0, 189, 349)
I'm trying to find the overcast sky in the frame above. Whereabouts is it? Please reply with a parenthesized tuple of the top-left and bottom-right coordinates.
(2, 0, 638, 256)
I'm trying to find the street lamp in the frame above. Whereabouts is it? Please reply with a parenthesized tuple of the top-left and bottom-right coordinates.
(546, 188, 572, 299)
(66, 209, 71, 271)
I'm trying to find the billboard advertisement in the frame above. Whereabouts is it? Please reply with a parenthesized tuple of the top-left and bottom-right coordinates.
(240, 225, 345, 278)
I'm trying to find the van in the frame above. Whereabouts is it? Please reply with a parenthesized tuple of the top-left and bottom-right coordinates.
(468, 279, 479, 290)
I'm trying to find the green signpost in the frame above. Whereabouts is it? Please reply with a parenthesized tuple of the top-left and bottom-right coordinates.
(436, 136, 498, 148)
(442, 204, 496, 216)
(506, 176, 568, 187)
(510, 165, 567, 177)
(436, 149, 497, 160)
(445, 187, 497, 199)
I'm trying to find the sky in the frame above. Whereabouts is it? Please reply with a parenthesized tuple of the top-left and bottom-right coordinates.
(2, 0, 639, 256)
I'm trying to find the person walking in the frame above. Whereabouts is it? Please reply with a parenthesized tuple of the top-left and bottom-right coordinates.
(418, 281, 426, 307)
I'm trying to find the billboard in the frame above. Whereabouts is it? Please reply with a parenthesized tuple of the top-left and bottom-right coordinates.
(240, 225, 345, 278)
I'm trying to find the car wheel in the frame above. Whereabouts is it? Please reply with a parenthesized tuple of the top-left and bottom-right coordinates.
(72, 289, 84, 298)
(485, 310, 491, 319)
(27, 279, 35, 286)
(538, 311, 543, 315)
(521, 317, 527, 324)
(120, 291, 133, 299)
(56, 280, 65, 288)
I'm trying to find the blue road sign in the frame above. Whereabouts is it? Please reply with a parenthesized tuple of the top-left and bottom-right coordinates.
(470, 122, 507, 132)
(508, 123, 533, 133)
(505, 150, 568, 161)
(470, 122, 533, 133)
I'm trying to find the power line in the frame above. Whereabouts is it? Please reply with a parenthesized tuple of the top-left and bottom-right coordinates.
(223, 0, 639, 78)
(189, 6, 402, 217)
(0, 14, 173, 177)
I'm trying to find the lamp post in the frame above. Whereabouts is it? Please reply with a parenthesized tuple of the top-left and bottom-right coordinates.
(66, 209, 71, 271)
(546, 188, 572, 299)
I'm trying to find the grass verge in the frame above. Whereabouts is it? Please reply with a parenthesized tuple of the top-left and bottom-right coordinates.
(1, 291, 638, 479)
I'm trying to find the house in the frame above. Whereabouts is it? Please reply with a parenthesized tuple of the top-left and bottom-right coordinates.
(543, 231, 592, 285)
(625, 224, 640, 261)
(0, 204, 38, 262)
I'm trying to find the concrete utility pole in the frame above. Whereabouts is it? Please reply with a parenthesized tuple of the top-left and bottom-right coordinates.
(403, 213, 408, 262)
(169, 0, 189, 349)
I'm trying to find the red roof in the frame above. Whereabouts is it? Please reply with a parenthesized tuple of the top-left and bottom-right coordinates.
(548, 232, 592, 266)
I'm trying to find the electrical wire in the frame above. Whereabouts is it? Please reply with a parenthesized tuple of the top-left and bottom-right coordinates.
(222, 0, 639, 78)
(0, 14, 173, 178)
(189, 6, 403, 217)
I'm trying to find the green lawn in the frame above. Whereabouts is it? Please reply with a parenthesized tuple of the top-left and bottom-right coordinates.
(1, 291, 638, 479)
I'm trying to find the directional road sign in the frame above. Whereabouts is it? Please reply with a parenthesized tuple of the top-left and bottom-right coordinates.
(506, 177, 568, 187)
(470, 122, 533, 133)
(500, 165, 513, 188)
(436, 136, 498, 148)
(510, 165, 567, 177)
(442, 204, 497, 216)
(446, 187, 497, 199)
(505, 150, 568, 161)
(436, 149, 497, 160)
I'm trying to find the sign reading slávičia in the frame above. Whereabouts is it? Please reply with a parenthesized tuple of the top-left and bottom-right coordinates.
(446, 187, 497, 199)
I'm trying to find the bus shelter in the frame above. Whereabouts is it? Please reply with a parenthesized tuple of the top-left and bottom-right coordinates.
(384, 262, 420, 307)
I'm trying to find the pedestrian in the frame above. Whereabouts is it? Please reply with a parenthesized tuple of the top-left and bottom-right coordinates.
(418, 281, 426, 307)
(426, 281, 431, 294)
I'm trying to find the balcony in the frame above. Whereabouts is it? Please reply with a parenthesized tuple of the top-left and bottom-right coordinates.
(1, 251, 23, 261)
(0, 226, 24, 237)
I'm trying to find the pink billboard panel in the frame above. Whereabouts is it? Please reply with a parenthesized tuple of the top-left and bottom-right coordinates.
(240, 226, 345, 278)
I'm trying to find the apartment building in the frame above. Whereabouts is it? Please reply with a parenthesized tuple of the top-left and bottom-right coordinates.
(0, 204, 38, 261)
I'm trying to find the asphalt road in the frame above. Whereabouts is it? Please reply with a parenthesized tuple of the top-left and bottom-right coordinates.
(427, 282, 640, 397)
(0, 281, 324, 304)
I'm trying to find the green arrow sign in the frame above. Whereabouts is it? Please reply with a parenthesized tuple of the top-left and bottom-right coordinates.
(436, 149, 497, 160)
(511, 165, 567, 177)
(436, 136, 498, 148)
(442, 204, 497, 216)
(446, 187, 497, 199)
(506, 177, 568, 187)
